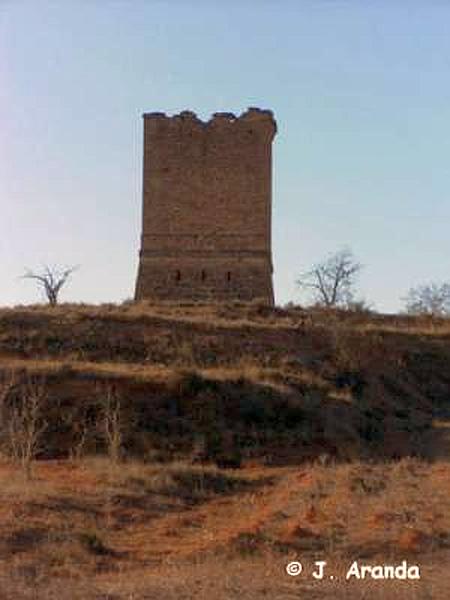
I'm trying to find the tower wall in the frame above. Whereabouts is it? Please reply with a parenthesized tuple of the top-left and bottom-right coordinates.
(135, 108, 276, 304)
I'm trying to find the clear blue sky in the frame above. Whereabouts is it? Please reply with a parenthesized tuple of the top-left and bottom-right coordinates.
(1, 0, 449, 311)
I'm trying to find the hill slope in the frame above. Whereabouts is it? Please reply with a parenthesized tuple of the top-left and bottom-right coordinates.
(0, 303, 449, 598)
(0, 302, 449, 463)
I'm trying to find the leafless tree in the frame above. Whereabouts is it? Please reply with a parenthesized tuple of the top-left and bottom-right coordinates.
(22, 265, 77, 305)
(101, 384, 124, 465)
(297, 248, 362, 308)
(0, 374, 48, 479)
(403, 282, 450, 317)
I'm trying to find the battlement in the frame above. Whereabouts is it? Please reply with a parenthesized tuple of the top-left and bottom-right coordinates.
(142, 107, 276, 139)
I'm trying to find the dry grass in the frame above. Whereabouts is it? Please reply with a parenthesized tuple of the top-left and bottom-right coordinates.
(0, 302, 449, 596)
(0, 301, 448, 463)
(0, 458, 448, 598)
(2, 300, 450, 332)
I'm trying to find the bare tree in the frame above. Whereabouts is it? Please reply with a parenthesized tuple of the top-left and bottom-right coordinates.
(403, 282, 450, 317)
(22, 265, 77, 305)
(297, 248, 362, 308)
(0, 374, 48, 479)
(101, 384, 124, 465)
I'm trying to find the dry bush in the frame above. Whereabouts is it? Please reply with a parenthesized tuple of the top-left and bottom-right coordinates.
(0, 373, 48, 478)
(100, 384, 125, 465)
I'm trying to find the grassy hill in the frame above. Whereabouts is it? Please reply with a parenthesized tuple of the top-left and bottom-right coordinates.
(0, 301, 449, 462)
(0, 302, 449, 598)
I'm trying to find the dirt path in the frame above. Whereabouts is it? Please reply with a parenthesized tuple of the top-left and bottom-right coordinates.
(109, 469, 311, 561)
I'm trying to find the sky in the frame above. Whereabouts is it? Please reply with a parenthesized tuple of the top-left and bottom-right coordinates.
(1, 0, 449, 312)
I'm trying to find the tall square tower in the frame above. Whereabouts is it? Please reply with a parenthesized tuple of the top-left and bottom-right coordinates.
(135, 108, 276, 304)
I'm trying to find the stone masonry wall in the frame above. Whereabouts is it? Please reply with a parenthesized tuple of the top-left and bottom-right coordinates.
(135, 108, 276, 304)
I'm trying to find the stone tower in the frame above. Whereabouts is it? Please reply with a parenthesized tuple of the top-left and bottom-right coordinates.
(135, 107, 276, 304)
